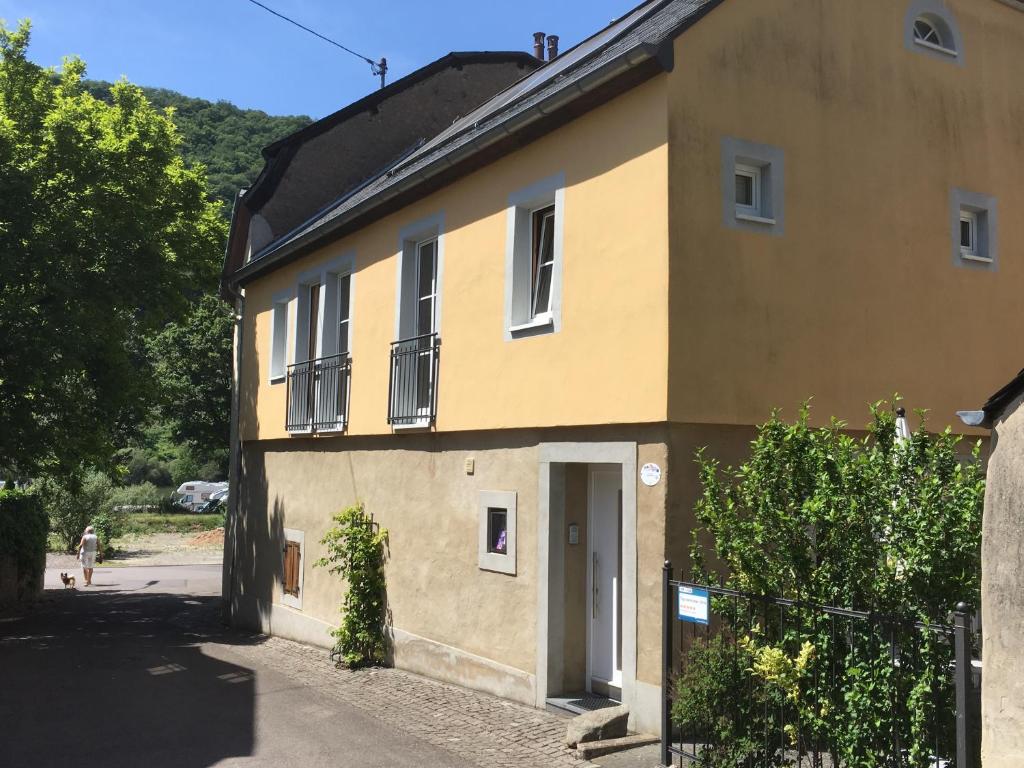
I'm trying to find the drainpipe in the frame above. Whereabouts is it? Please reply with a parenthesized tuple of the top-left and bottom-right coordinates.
(533, 32, 546, 60)
(222, 283, 245, 625)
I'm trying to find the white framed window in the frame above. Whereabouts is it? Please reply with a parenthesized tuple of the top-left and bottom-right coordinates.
(505, 174, 565, 339)
(721, 137, 785, 235)
(959, 210, 978, 258)
(287, 253, 355, 434)
(269, 298, 289, 383)
(336, 274, 351, 357)
(734, 163, 762, 217)
(478, 490, 517, 575)
(391, 214, 444, 429)
(951, 189, 997, 270)
(530, 205, 556, 318)
(905, 2, 962, 64)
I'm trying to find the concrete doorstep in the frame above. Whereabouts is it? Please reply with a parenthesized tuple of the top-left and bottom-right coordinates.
(575, 734, 661, 760)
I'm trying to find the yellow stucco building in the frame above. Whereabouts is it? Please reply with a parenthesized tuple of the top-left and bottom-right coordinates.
(221, 0, 1024, 736)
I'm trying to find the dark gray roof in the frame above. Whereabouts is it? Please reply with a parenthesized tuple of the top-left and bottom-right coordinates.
(982, 368, 1024, 422)
(233, 0, 721, 285)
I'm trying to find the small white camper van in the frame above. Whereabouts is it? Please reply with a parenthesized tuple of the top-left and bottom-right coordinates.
(174, 481, 228, 512)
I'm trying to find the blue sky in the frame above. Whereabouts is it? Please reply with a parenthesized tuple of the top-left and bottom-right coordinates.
(1, 0, 635, 118)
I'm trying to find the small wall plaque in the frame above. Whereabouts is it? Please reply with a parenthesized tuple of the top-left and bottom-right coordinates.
(640, 462, 661, 486)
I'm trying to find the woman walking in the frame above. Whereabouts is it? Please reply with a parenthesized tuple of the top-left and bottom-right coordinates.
(77, 525, 98, 586)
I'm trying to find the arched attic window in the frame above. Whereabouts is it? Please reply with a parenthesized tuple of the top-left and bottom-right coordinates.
(913, 15, 956, 55)
(905, 2, 963, 63)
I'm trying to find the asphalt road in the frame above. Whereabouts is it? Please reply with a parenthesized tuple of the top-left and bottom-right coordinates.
(0, 564, 472, 768)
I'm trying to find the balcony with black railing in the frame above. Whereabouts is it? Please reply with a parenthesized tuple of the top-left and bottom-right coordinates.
(285, 353, 351, 433)
(387, 333, 440, 426)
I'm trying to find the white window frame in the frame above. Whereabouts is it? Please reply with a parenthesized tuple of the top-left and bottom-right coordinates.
(734, 163, 762, 218)
(951, 189, 997, 270)
(504, 174, 565, 340)
(959, 210, 978, 258)
(268, 295, 290, 384)
(287, 253, 356, 435)
(478, 490, 517, 575)
(281, 528, 304, 610)
(721, 137, 785, 235)
(393, 214, 444, 431)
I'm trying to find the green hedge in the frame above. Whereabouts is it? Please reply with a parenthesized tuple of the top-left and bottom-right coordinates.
(0, 489, 48, 592)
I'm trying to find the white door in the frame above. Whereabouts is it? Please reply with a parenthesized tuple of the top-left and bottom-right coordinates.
(588, 466, 623, 691)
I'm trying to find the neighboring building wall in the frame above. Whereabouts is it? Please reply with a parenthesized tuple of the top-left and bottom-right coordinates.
(239, 78, 670, 440)
(666, 0, 1024, 430)
(257, 60, 537, 240)
(981, 390, 1024, 767)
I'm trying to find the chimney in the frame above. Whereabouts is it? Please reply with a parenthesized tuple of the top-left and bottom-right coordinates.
(533, 32, 546, 60)
(546, 34, 559, 61)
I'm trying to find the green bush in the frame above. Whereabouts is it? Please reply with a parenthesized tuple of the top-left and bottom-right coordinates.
(677, 401, 983, 766)
(0, 489, 48, 595)
(316, 504, 389, 667)
(37, 471, 117, 553)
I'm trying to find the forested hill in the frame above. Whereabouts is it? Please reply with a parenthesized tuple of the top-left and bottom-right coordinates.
(84, 80, 311, 213)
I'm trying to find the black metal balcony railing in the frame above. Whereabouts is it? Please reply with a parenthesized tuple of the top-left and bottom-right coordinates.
(387, 333, 440, 426)
(285, 353, 351, 433)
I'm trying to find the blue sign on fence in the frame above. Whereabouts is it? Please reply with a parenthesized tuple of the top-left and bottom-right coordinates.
(677, 585, 709, 625)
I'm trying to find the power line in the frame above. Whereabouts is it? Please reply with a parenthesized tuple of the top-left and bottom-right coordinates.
(243, 0, 387, 87)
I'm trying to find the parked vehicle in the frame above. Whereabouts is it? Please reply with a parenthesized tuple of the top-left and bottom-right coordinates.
(174, 481, 228, 512)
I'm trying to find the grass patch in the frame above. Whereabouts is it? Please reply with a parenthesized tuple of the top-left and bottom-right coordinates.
(122, 513, 223, 536)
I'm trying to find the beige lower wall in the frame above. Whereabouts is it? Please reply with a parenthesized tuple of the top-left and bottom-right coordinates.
(982, 392, 1024, 768)
(226, 422, 750, 728)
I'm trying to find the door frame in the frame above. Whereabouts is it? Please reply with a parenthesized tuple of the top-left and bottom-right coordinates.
(586, 465, 623, 694)
(536, 442, 637, 712)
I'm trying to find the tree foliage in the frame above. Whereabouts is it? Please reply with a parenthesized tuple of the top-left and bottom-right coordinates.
(82, 80, 310, 212)
(676, 401, 985, 767)
(35, 470, 121, 554)
(148, 293, 234, 460)
(316, 504, 389, 668)
(0, 21, 226, 475)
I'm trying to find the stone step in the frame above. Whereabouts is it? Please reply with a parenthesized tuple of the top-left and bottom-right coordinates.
(575, 733, 661, 760)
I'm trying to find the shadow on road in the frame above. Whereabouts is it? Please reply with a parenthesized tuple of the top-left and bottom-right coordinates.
(0, 589, 264, 768)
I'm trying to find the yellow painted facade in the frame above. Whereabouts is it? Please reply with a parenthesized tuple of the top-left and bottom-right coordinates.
(666, 0, 1024, 430)
(240, 78, 670, 441)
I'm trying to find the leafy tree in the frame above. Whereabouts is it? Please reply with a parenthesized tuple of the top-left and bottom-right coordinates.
(82, 80, 311, 212)
(0, 21, 226, 476)
(148, 293, 233, 473)
(676, 401, 984, 766)
(36, 470, 117, 553)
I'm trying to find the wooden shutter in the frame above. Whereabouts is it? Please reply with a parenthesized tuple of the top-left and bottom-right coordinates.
(283, 540, 301, 597)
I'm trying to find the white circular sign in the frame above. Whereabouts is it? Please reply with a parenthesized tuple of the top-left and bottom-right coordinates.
(640, 463, 662, 486)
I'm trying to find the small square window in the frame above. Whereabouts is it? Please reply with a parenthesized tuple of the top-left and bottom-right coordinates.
(722, 137, 783, 234)
(952, 190, 996, 269)
(478, 490, 516, 575)
(487, 508, 508, 554)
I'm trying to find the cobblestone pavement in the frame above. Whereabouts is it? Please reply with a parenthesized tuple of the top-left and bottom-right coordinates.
(225, 634, 595, 768)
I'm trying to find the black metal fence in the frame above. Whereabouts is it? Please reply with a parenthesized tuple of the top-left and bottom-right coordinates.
(387, 333, 440, 426)
(285, 353, 351, 433)
(661, 562, 981, 768)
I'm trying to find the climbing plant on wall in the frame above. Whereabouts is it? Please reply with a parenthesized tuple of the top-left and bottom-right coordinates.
(316, 504, 389, 668)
